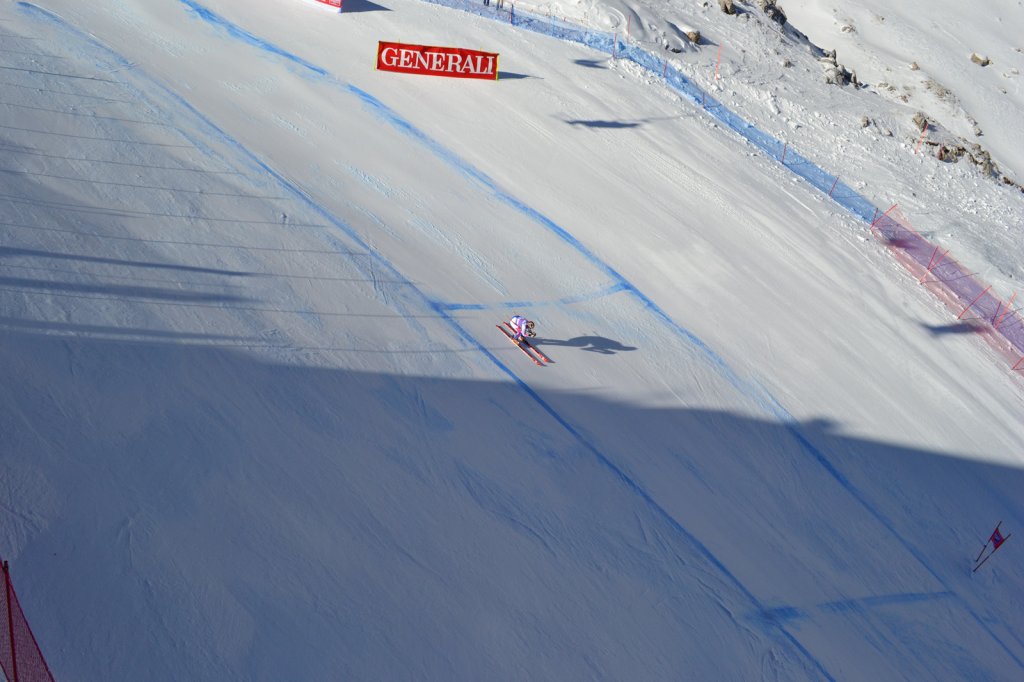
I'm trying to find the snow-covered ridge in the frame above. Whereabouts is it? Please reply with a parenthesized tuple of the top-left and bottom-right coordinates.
(489, 0, 1024, 290)
(529, 0, 1024, 182)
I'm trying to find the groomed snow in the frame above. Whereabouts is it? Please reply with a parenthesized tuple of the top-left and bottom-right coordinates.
(1, 0, 1023, 679)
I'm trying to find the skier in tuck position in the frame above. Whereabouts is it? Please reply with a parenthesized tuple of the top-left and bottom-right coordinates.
(508, 314, 536, 342)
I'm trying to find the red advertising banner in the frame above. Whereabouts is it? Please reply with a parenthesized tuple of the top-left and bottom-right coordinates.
(376, 41, 499, 81)
(314, 0, 341, 7)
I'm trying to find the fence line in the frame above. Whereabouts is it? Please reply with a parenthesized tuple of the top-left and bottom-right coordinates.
(417, 0, 1024, 371)
(871, 208, 1024, 362)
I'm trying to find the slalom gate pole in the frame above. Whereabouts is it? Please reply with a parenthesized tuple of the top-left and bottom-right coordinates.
(973, 534, 1011, 573)
(975, 524, 998, 563)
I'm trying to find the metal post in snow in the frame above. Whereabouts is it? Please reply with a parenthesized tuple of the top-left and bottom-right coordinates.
(914, 124, 928, 154)
(993, 292, 1017, 329)
(957, 285, 992, 320)
(871, 203, 897, 229)
(922, 246, 939, 280)
(919, 247, 949, 283)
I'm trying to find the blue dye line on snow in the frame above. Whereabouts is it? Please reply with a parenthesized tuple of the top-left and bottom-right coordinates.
(427, 305, 836, 682)
(180, 1, 328, 76)
(149, 15, 830, 673)
(26, 1, 1020, 672)
(418, 2, 1024, 669)
(173, 1, 756, 398)
(22, 2, 836, 675)
(424, 0, 879, 222)
(85, 0, 1024, 671)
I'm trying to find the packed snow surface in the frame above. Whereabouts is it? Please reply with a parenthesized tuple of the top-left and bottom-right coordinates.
(1, 0, 1023, 680)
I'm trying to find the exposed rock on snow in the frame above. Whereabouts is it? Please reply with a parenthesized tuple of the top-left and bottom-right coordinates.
(819, 49, 857, 86)
(758, 0, 787, 26)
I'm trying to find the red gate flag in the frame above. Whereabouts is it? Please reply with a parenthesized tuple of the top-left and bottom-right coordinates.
(376, 41, 499, 80)
(973, 522, 1012, 573)
(991, 526, 1007, 549)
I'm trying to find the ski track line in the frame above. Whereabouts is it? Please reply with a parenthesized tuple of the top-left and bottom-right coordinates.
(20, 0, 1022, 673)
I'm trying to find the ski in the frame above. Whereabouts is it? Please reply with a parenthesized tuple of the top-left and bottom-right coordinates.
(502, 322, 552, 363)
(497, 324, 543, 366)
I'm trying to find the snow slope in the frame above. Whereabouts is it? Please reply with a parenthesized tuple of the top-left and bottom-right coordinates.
(780, 0, 1024, 179)
(1, 0, 1023, 679)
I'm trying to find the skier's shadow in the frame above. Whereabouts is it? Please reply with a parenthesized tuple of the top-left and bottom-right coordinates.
(534, 335, 637, 355)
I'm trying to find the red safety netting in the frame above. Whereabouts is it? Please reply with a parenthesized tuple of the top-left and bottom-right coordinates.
(870, 206, 1024, 367)
(1, 562, 55, 682)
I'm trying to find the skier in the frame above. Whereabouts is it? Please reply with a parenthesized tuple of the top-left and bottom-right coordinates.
(508, 314, 536, 342)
